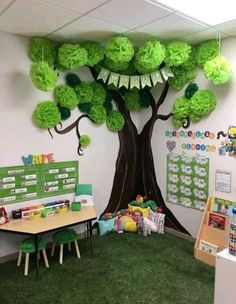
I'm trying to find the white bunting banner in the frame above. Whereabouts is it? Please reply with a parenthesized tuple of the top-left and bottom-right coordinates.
(130, 76, 140, 89)
(97, 68, 110, 82)
(161, 67, 174, 81)
(119, 75, 130, 89)
(108, 72, 120, 86)
(150, 71, 163, 85)
(140, 74, 152, 88)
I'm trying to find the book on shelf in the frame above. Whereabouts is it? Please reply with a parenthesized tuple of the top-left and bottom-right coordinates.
(210, 197, 236, 217)
(208, 211, 226, 230)
(199, 239, 219, 255)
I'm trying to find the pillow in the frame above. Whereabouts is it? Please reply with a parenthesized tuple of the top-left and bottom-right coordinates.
(98, 216, 118, 236)
(128, 205, 150, 218)
(124, 220, 137, 232)
(149, 211, 165, 234)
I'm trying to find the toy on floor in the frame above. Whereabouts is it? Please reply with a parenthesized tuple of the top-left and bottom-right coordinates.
(138, 217, 158, 237)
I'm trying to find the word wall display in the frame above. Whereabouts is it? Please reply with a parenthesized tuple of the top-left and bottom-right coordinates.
(0, 161, 78, 205)
(166, 153, 209, 210)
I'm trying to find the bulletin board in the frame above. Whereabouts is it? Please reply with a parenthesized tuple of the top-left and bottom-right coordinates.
(166, 153, 209, 211)
(0, 161, 78, 205)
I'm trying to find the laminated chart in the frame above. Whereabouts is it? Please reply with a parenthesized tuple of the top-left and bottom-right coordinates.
(166, 153, 209, 210)
(0, 161, 78, 205)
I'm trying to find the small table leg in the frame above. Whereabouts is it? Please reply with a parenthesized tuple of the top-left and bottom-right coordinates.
(34, 235, 39, 279)
(88, 220, 93, 257)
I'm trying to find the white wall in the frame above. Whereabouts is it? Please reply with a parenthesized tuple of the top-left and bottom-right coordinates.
(0, 31, 120, 257)
(149, 36, 236, 237)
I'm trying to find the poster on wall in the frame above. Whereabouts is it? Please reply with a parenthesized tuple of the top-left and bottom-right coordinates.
(166, 152, 209, 211)
(0, 161, 78, 205)
(215, 170, 231, 193)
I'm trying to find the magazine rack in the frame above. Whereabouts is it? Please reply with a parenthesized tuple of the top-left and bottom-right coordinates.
(194, 196, 229, 266)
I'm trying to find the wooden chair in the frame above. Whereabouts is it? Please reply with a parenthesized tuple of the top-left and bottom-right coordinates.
(17, 238, 49, 276)
(51, 228, 80, 264)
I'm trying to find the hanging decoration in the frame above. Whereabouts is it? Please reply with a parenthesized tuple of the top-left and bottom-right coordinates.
(97, 67, 173, 89)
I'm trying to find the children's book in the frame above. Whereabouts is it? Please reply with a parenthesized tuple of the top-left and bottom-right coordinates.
(210, 197, 236, 216)
(75, 184, 94, 206)
(208, 211, 226, 230)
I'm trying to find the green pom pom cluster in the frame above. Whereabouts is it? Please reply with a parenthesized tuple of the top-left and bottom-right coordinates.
(33, 101, 61, 128)
(65, 73, 81, 88)
(196, 40, 218, 67)
(55, 84, 78, 110)
(135, 40, 165, 74)
(190, 90, 216, 122)
(184, 83, 199, 100)
(172, 116, 184, 129)
(165, 42, 191, 66)
(106, 110, 125, 132)
(139, 90, 151, 108)
(172, 96, 190, 120)
(91, 83, 107, 105)
(80, 135, 91, 148)
(83, 42, 104, 66)
(57, 105, 71, 120)
(75, 82, 94, 104)
(182, 46, 197, 70)
(89, 105, 107, 124)
(204, 55, 231, 85)
(78, 102, 92, 113)
(124, 89, 141, 111)
(105, 36, 134, 63)
(29, 37, 56, 66)
(30, 62, 57, 92)
(168, 67, 187, 91)
(58, 44, 87, 69)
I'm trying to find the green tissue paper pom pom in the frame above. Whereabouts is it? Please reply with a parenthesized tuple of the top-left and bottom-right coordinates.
(55, 84, 78, 110)
(29, 37, 56, 66)
(172, 96, 190, 120)
(58, 44, 87, 69)
(30, 62, 57, 92)
(186, 68, 197, 82)
(89, 105, 107, 124)
(184, 83, 199, 100)
(204, 55, 231, 85)
(103, 100, 113, 114)
(135, 40, 165, 74)
(172, 117, 183, 129)
(182, 46, 197, 70)
(105, 36, 134, 63)
(75, 81, 94, 104)
(104, 57, 129, 72)
(124, 89, 141, 111)
(33, 101, 61, 128)
(78, 102, 93, 113)
(92, 83, 107, 105)
(168, 67, 187, 91)
(80, 135, 91, 148)
(83, 42, 104, 66)
(190, 90, 216, 119)
(196, 40, 219, 67)
(165, 42, 191, 66)
(57, 105, 71, 120)
(106, 110, 125, 132)
(65, 73, 81, 88)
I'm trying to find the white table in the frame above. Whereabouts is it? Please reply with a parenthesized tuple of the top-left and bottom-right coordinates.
(214, 248, 236, 304)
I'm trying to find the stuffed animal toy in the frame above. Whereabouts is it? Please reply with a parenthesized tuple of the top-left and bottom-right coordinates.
(137, 217, 157, 237)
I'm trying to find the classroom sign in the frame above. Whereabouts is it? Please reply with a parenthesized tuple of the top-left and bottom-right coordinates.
(166, 153, 209, 211)
(0, 161, 78, 205)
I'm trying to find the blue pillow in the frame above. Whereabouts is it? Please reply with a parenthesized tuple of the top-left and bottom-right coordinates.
(98, 217, 118, 236)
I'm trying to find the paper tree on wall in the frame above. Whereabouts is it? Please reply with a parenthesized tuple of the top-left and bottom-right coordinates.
(29, 36, 232, 235)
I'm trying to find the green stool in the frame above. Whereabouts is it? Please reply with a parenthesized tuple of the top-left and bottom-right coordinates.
(17, 238, 49, 276)
(51, 229, 80, 264)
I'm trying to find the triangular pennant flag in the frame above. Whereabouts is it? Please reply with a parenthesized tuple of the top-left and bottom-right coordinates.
(150, 71, 162, 85)
(108, 72, 120, 86)
(161, 67, 174, 81)
(97, 68, 110, 82)
(130, 76, 140, 89)
(119, 75, 130, 89)
(140, 74, 152, 88)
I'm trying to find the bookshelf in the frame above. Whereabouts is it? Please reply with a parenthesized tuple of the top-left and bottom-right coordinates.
(194, 196, 229, 266)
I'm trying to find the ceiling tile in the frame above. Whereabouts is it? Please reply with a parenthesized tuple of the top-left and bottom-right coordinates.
(48, 15, 127, 43)
(0, 0, 15, 15)
(214, 20, 236, 36)
(179, 28, 228, 45)
(39, 0, 109, 14)
(124, 31, 155, 45)
(89, 0, 172, 30)
(135, 13, 208, 40)
(0, 0, 80, 36)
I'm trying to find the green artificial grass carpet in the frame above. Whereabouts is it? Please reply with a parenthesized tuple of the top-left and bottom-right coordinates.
(0, 233, 214, 304)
